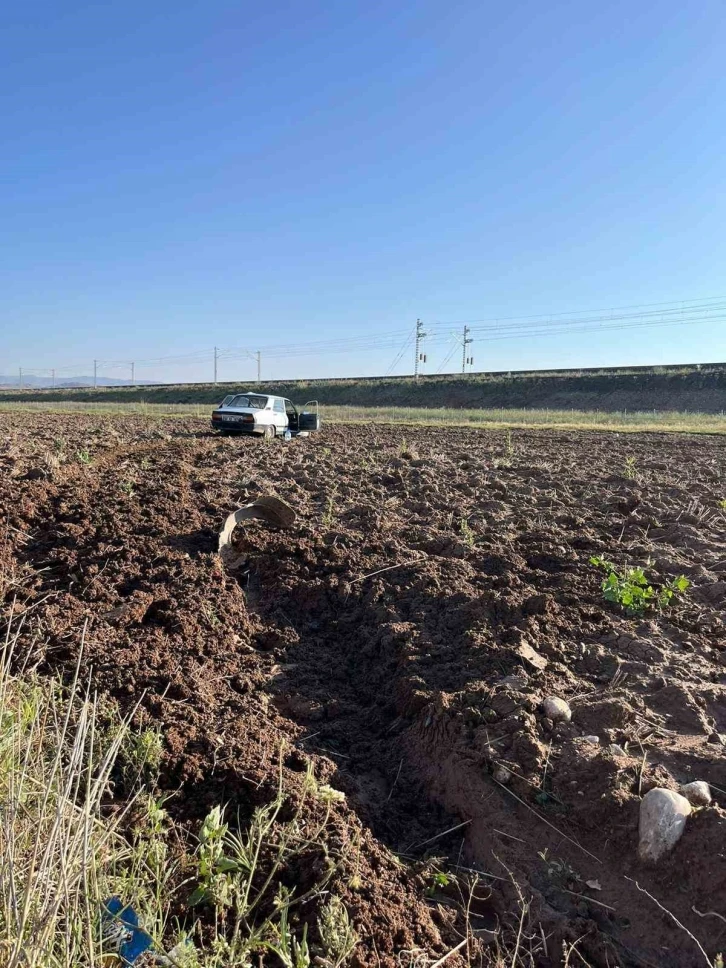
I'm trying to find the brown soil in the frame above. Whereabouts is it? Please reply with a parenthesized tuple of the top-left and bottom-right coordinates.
(2, 413, 726, 967)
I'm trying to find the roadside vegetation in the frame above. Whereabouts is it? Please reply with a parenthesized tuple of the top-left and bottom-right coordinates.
(1, 360, 725, 413)
(0, 618, 358, 968)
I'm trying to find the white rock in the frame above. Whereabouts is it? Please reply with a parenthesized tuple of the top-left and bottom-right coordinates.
(680, 781, 712, 806)
(542, 696, 572, 723)
(607, 744, 627, 756)
(639, 788, 691, 862)
(493, 766, 512, 784)
(583, 735, 600, 745)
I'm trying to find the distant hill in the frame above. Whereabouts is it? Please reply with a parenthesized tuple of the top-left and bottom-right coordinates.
(0, 375, 155, 389)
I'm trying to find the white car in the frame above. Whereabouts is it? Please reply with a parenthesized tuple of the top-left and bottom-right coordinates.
(211, 392, 321, 438)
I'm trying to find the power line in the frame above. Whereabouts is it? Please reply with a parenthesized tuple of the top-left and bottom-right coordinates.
(431, 295, 726, 327)
(467, 313, 726, 343)
(385, 327, 416, 376)
(435, 342, 459, 373)
(6, 295, 723, 385)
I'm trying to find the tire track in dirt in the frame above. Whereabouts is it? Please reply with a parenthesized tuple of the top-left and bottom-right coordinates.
(0, 416, 475, 966)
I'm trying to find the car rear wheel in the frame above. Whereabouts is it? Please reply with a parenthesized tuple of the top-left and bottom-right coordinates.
(263, 425, 276, 439)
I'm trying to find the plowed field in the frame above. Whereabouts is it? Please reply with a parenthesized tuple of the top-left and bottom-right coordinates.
(2, 412, 726, 967)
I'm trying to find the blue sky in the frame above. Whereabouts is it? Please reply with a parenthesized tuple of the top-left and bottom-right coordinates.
(1, 0, 725, 383)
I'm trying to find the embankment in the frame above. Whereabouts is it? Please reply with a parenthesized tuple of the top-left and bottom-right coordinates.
(2, 362, 725, 412)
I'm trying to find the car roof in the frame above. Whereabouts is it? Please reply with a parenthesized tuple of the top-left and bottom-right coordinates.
(221, 392, 289, 406)
(238, 392, 288, 399)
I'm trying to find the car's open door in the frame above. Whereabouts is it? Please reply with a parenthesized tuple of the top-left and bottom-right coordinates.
(298, 400, 321, 431)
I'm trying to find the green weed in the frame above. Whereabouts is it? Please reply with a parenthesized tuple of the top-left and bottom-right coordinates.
(537, 848, 580, 886)
(316, 896, 358, 968)
(185, 764, 356, 967)
(0, 614, 357, 968)
(425, 872, 451, 897)
(121, 725, 164, 787)
(459, 517, 476, 548)
(590, 556, 689, 614)
(201, 602, 221, 628)
(322, 487, 338, 528)
(76, 448, 92, 464)
(623, 456, 638, 480)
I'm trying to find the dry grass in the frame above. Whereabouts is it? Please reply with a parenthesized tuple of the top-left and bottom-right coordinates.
(0, 400, 724, 434)
(0, 613, 359, 968)
(0, 622, 148, 968)
(325, 404, 726, 435)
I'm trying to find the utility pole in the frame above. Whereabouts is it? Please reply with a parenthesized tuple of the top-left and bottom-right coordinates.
(214, 346, 219, 385)
(131, 362, 135, 386)
(18, 367, 22, 388)
(461, 325, 473, 374)
(93, 360, 97, 389)
(414, 318, 427, 381)
(256, 351, 261, 385)
(52, 369, 55, 389)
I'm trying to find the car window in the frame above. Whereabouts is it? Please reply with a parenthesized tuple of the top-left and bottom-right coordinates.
(273, 399, 285, 413)
(285, 400, 296, 416)
(226, 395, 268, 409)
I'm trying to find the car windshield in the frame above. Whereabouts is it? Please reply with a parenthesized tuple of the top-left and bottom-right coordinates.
(224, 395, 268, 409)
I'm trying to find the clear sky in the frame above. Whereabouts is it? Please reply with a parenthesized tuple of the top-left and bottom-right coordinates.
(1, 0, 725, 384)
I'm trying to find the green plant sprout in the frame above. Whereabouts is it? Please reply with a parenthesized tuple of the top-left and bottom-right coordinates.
(590, 556, 689, 614)
(459, 517, 476, 548)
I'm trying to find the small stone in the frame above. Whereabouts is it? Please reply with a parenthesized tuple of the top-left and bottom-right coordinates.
(101, 591, 154, 628)
(639, 788, 691, 862)
(707, 732, 726, 746)
(517, 641, 548, 670)
(493, 766, 512, 785)
(542, 696, 572, 723)
(583, 735, 600, 745)
(499, 673, 529, 691)
(607, 744, 627, 756)
(680, 781, 712, 807)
